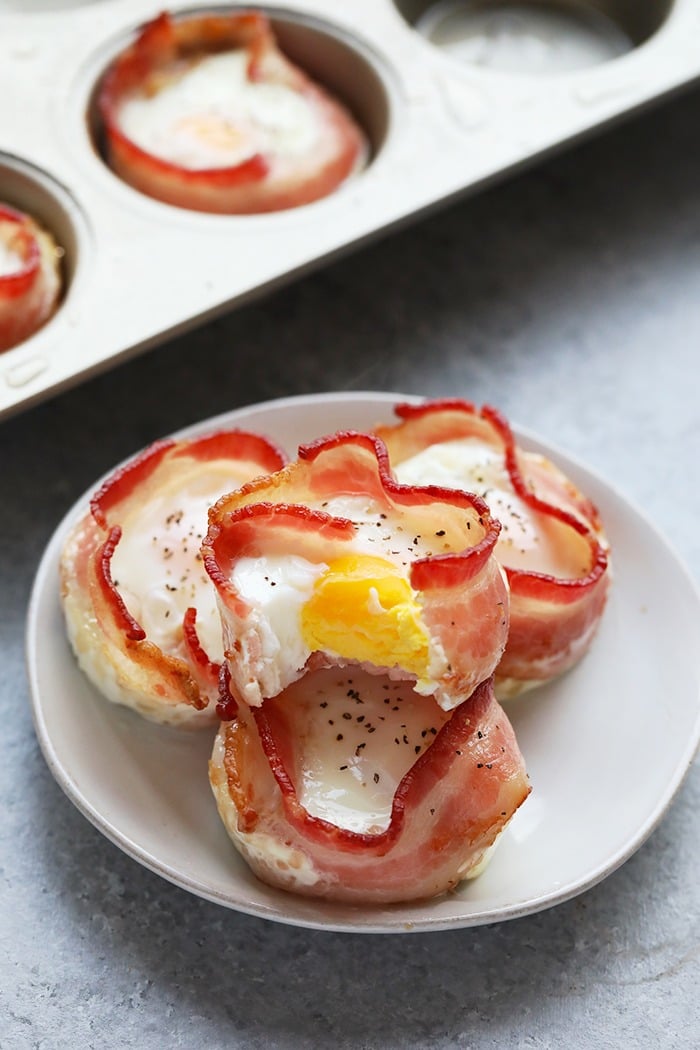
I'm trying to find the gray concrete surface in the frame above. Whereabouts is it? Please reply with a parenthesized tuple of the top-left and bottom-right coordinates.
(1, 78, 699, 1049)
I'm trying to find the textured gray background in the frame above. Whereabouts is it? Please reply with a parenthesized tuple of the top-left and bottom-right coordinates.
(2, 75, 699, 1050)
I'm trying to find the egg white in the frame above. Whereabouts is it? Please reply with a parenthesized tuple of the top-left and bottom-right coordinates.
(286, 668, 449, 835)
(230, 552, 324, 678)
(112, 465, 247, 662)
(119, 50, 320, 170)
(0, 239, 23, 276)
(394, 438, 583, 577)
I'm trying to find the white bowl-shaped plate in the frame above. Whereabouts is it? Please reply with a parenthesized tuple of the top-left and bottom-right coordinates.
(27, 392, 700, 933)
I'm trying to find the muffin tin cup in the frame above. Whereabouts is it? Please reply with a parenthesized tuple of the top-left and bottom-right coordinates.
(395, 1, 677, 74)
(0, 153, 92, 389)
(0, 0, 698, 417)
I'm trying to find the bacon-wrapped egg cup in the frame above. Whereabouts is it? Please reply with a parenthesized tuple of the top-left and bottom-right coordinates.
(203, 431, 528, 901)
(210, 669, 529, 903)
(60, 428, 286, 728)
(203, 431, 511, 711)
(376, 400, 610, 699)
(98, 11, 368, 214)
(0, 203, 62, 353)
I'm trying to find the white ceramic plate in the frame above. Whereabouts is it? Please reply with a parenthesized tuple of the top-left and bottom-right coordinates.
(27, 392, 700, 933)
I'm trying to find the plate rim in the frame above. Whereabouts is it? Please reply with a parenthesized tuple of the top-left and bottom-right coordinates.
(25, 390, 700, 933)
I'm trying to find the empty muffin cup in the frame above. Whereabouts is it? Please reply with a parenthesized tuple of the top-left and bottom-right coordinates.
(395, 1, 674, 74)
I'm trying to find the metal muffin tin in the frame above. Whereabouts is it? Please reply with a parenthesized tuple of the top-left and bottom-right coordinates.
(0, 0, 696, 418)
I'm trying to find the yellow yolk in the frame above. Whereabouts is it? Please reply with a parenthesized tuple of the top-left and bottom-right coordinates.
(173, 113, 253, 155)
(300, 554, 432, 681)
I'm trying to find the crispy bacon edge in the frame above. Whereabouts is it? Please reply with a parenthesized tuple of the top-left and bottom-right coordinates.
(376, 399, 611, 694)
(0, 203, 62, 353)
(209, 673, 530, 903)
(60, 428, 287, 727)
(203, 430, 510, 709)
(97, 11, 367, 214)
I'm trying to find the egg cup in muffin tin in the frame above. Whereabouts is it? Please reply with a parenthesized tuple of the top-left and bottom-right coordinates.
(0, 0, 695, 417)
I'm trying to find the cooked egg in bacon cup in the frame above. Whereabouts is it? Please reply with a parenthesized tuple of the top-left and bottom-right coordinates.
(210, 669, 530, 903)
(60, 429, 286, 727)
(98, 11, 368, 213)
(203, 431, 528, 901)
(0, 203, 62, 353)
(203, 431, 511, 711)
(376, 400, 610, 698)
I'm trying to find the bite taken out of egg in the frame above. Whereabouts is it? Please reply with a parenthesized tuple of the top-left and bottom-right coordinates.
(203, 430, 511, 714)
(60, 428, 286, 727)
(98, 11, 368, 214)
(375, 400, 611, 698)
(210, 667, 530, 903)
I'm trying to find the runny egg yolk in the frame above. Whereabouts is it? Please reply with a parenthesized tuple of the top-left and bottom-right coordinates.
(300, 554, 432, 681)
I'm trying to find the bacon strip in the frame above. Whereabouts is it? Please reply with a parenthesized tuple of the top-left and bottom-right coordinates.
(209, 673, 530, 903)
(376, 400, 611, 696)
(60, 428, 286, 727)
(203, 431, 509, 711)
(182, 606, 220, 688)
(0, 204, 62, 352)
(98, 12, 367, 214)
